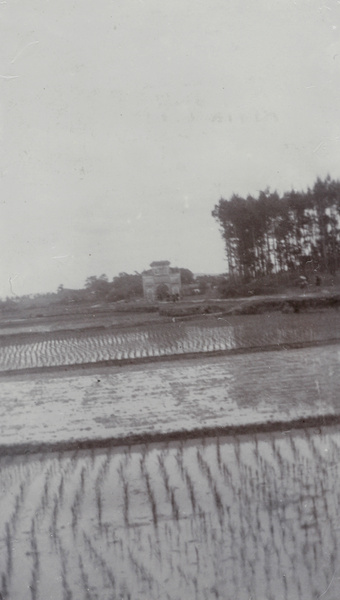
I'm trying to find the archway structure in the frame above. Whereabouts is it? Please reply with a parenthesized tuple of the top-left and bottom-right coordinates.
(142, 261, 181, 302)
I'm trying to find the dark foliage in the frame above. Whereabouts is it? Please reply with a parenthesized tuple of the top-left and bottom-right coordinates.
(108, 273, 143, 302)
(179, 268, 194, 284)
(212, 176, 340, 282)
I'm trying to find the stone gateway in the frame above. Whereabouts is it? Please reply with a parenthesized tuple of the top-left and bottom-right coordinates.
(142, 261, 181, 302)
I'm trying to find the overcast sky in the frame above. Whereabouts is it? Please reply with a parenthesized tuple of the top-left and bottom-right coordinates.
(0, 0, 339, 297)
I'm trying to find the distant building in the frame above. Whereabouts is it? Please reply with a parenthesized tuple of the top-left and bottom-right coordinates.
(142, 261, 181, 302)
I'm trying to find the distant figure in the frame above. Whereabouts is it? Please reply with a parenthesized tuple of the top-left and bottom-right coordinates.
(315, 274, 321, 286)
(299, 275, 307, 289)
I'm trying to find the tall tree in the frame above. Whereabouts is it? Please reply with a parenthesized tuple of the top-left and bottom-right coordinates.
(84, 274, 110, 299)
(212, 176, 340, 280)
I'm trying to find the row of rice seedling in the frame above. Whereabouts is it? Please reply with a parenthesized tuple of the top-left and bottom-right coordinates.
(0, 427, 339, 599)
(1, 310, 339, 371)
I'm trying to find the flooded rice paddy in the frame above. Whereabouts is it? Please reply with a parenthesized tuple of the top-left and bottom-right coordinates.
(1, 345, 339, 448)
(1, 312, 340, 372)
(1, 428, 340, 600)
(1, 313, 339, 598)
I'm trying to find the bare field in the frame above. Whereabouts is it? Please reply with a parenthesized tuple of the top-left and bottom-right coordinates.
(1, 312, 340, 372)
(1, 428, 339, 600)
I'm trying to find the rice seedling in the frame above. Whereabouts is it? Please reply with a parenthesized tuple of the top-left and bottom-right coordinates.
(96, 489, 103, 530)
(4, 524, 12, 578)
(78, 556, 92, 600)
(0, 427, 339, 599)
(157, 454, 170, 500)
(28, 520, 39, 600)
(3, 312, 340, 371)
(144, 472, 158, 528)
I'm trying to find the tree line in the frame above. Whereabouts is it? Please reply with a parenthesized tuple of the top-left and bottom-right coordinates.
(212, 176, 340, 282)
(0, 268, 202, 311)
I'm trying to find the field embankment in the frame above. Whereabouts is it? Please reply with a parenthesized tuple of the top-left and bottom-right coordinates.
(1, 288, 339, 335)
(159, 290, 340, 316)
